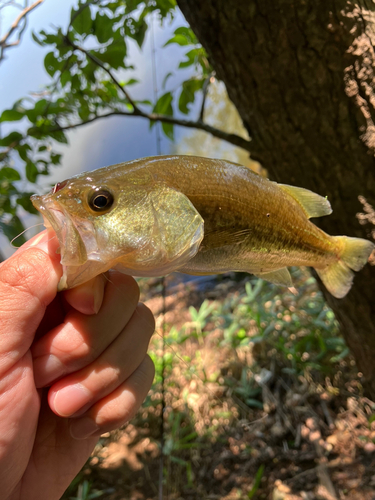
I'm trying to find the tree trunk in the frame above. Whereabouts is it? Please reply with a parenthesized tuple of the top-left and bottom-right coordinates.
(177, 0, 375, 396)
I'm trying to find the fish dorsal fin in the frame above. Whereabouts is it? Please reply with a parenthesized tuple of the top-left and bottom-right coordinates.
(276, 183, 332, 219)
(254, 267, 293, 287)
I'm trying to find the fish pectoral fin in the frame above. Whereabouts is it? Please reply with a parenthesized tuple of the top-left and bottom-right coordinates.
(276, 183, 332, 219)
(254, 267, 293, 287)
(201, 228, 251, 249)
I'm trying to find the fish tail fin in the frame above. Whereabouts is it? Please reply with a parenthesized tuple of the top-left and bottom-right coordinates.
(315, 236, 374, 298)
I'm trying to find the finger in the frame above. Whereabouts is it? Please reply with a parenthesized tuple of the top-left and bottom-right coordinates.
(32, 273, 141, 387)
(48, 303, 155, 417)
(69, 354, 155, 439)
(0, 230, 61, 376)
(63, 274, 106, 315)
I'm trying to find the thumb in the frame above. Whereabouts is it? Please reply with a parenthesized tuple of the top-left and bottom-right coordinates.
(0, 230, 61, 375)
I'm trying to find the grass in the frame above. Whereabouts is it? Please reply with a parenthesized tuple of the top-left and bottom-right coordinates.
(63, 267, 356, 499)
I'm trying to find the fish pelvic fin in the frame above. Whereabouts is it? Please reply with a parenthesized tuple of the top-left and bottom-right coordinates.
(277, 183, 332, 218)
(254, 267, 293, 287)
(315, 236, 374, 298)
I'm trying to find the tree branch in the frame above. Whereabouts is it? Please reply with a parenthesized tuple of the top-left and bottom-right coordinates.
(47, 109, 253, 153)
(62, 39, 252, 153)
(65, 38, 142, 115)
(0, 0, 44, 62)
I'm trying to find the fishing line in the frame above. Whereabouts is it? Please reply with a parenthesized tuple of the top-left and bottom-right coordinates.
(150, 10, 167, 499)
(10, 222, 46, 248)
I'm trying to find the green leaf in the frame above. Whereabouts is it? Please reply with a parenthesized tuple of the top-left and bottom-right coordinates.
(153, 91, 173, 115)
(0, 167, 21, 181)
(26, 162, 39, 183)
(178, 78, 204, 114)
(50, 152, 62, 165)
(44, 51, 61, 77)
(122, 78, 139, 86)
(132, 19, 147, 48)
(247, 464, 265, 499)
(95, 12, 113, 43)
(174, 26, 198, 43)
(71, 5, 92, 35)
(0, 131, 23, 147)
(0, 216, 26, 246)
(50, 130, 68, 144)
(162, 121, 174, 140)
(32, 31, 44, 46)
(164, 34, 190, 47)
(16, 194, 39, 215)
(0, 109, 24, 122)
(94, 36, 127, 69)
(26, 99, 48, 123)
(16, 143, 32, 162)
(179, 49, 197, 68)
(60, 70, 72, 88)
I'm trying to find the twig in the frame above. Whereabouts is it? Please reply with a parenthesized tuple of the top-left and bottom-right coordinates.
(63, 38, 254, 154)
(199, 72, 215, 122)
(321, 400, 334, 428)
(309, 418, 338, 499)
(43, 109, 253, 154)
(65, 38, 142, 114)
(0, 0, 44, 61)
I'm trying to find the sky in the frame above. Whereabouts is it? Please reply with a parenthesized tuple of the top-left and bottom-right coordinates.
(0, 0, 200, 255)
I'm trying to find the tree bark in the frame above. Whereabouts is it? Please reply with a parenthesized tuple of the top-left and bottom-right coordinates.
(177, 0, 375, 395)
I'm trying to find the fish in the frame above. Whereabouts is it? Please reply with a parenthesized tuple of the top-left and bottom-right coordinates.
(30, 155, 374, 297)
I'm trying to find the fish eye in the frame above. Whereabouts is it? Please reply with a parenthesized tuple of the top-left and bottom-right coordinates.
(88, 189, 114, 213)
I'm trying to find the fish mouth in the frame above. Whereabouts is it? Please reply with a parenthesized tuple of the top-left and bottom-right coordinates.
(31, 194, 88, 266)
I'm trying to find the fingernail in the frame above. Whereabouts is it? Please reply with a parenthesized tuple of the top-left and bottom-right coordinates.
(27, 229, 59, 256)
(52, 383, 92, 417)
(33, 354, 65, 388)
(70, 417, 100, 440)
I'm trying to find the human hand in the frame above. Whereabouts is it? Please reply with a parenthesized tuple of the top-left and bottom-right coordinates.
(0, 230, 155, 500)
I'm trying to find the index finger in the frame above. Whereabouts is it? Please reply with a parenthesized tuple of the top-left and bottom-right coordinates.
(0, 230, 62, 375)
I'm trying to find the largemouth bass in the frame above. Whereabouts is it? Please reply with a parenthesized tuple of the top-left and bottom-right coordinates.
(31, 155, 374, 297)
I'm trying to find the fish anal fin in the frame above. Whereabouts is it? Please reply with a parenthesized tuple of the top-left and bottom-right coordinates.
(315, 261, 354, 299)
(254, 267, 293, 287)
(277, 183, 332, 219)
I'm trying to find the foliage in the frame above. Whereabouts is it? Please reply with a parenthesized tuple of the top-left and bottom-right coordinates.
(0, 0, 223, 240)
(63, 270, 352, 498)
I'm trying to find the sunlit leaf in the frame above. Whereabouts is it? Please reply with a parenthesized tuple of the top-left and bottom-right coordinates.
(178, 78, 204, 114)
(164, 34, 190, 47)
